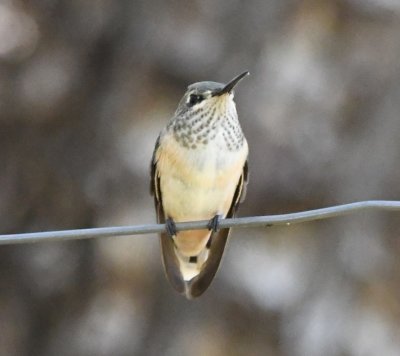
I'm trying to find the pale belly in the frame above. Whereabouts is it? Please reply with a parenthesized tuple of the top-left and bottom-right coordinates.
(158, 140, 247, 221)
(156, 132, 248, 255)
(160, 169, 239, 222)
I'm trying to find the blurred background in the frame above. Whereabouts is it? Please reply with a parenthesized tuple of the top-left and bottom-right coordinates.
(1, 0, 400, 355)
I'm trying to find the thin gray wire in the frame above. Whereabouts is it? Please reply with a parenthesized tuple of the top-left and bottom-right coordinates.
(0, 200, 399, 245)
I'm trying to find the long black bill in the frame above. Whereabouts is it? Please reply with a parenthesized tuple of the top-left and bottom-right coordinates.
(213, 71, 250, 97)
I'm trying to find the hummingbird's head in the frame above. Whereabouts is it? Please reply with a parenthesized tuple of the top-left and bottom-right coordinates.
(175, 71, 249, 117)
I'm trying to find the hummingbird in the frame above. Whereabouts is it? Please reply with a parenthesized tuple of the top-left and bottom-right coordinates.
(150, 71, 249, 299)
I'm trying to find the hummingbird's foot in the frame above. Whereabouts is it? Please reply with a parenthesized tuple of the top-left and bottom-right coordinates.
(207, 214, 222, 232)
(165, 218, 177, 237)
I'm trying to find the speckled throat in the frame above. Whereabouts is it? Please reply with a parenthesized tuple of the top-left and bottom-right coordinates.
(169, 104, 245, 151)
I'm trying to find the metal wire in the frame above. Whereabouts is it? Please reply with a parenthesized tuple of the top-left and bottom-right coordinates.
(0, 200, 399, 245)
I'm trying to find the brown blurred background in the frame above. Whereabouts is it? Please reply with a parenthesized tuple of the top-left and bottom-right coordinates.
(1, 0, 400, 355)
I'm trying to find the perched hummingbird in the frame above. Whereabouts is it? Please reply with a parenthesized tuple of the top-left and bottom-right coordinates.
(150, 71, 249, 299)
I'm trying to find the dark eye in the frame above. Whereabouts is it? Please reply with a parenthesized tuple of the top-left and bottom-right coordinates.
(188, 94, 204, 106)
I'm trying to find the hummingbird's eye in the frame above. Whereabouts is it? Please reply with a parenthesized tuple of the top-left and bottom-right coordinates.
(188, 94, 204, 106)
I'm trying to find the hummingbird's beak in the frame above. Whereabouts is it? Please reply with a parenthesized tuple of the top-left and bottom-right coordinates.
(213, 71, 250, 97)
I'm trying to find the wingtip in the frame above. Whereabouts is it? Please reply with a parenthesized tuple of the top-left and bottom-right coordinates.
(183, 279, 207, 300)
(183, 282, 195, 300)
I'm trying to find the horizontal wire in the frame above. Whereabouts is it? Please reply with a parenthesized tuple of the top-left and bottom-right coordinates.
(0, 200, 399, 245)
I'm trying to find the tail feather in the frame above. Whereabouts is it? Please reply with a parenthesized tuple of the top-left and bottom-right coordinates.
(160, 228, 231, 299)
(160, 232, 185, 294)
(185, 228, 230, 299)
